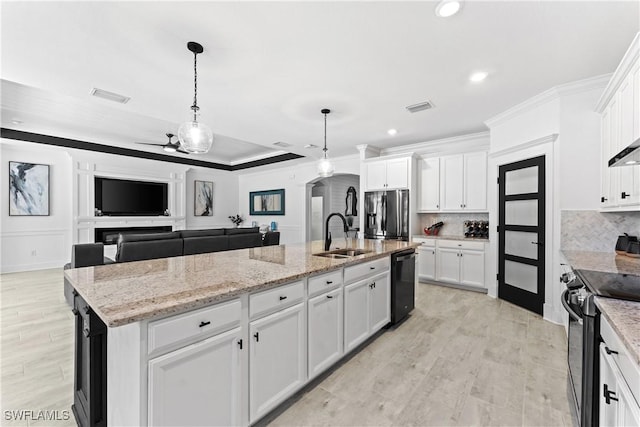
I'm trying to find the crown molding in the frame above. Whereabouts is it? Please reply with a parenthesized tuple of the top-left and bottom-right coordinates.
(488, 133, 559, 158)
(485, 74, 612, 128)
(381, 131, 490, 157)
(595, 32, 639, 113)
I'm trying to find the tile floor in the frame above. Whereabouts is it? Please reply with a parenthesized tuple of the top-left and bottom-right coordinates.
(0, 268, 572, 426)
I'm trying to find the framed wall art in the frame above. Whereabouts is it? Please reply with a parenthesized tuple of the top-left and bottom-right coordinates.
(249, 189, 285, 215)
(194, 180, 213, 216)
(9, 161, 50, 216)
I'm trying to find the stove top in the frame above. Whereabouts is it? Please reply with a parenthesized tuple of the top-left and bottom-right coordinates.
(575, 269, 640, 303)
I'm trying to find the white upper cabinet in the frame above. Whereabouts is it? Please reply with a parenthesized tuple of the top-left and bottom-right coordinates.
(597, 33, 640, 210)
(439, 152, 488, 212)
(418, 157, 440, 211)
(364, 157, 409, 191)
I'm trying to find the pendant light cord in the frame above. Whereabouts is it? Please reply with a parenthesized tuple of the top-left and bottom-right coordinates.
(323, 111, 328, 158)
(192, 50, 199, 120)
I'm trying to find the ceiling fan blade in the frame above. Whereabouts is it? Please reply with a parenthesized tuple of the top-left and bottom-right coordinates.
(136, 142, 166, 147)
(176, 148, 190, 154)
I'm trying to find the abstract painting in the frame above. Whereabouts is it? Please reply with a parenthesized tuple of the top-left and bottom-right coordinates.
(194, 180, 213, 216)
(249, 189, 285, 215)
(9, 162, 50, 216)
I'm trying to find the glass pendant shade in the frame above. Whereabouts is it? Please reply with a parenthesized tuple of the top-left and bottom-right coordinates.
(317, 154, 334, 177)
(178, 113, 214, 154)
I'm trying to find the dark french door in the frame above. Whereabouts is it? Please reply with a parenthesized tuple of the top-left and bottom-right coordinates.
(498, 155, 545, 315)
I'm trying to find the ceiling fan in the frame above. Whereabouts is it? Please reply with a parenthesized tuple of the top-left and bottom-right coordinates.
(136, 133, 189, 154)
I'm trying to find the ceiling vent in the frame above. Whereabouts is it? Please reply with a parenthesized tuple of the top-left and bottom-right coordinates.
(90, 88, 131, 104)
(406, 100, 435, 113)
(273, 141, 291, 148)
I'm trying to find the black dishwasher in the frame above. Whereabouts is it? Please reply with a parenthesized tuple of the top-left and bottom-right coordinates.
(390, 249, 416, 324)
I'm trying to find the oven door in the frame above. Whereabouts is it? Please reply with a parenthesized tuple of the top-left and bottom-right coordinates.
(562, 289, 584, 423)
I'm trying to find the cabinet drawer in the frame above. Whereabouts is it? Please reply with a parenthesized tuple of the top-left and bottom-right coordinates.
(308, 269, 343, 298)
(250, 281, 304, 319)
(413, 238, 435, 247)
(437, 239, 485, 251)
(344, 257, 389, 283)
(600, 315, 640, 406)
(148, 298, 241, 356)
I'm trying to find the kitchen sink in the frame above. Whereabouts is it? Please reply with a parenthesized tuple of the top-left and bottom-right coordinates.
(314, 248, 371, 258)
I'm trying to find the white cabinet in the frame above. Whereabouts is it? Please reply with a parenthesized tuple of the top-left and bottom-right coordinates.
(308, 287, 343, 380)
(598, 33, 640, 210)
(599, 344, 640, 427)
(418, 157, 440, 211)
(439, 152, 487, 212)
(148, 327, 243, 427)
(249, 302, 306, 423)
(365, 157, 409, 191)
(435, 240, 485, 288)
(344, 271, 390, 353)
(417, 242, 436, 281)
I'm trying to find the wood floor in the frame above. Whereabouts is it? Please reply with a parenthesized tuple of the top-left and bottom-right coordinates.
(1, 269, 572, 426)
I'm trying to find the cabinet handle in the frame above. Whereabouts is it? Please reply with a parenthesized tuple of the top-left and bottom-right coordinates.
(326, 295, 334, 299)
(254, 332, 259, 342)
(326, 280, 333, 284)
(370, 266, 376, 270)
(199, 321, 211, 328)
(604, 384, 618, 404)
(279, 296, 287, 301)
(237, 339, 243, 350)
(601, 196, 608, 203)
(432, 251, 435, 254)
(83, 328, 90, 337)
(72, 307, 79, 315)
(621, 192, 629, 199)
(605, 346, 618, 355)
(369, 282, 376, 289)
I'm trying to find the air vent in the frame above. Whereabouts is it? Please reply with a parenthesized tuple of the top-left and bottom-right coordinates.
(273, 141, 291, 148)
(90, 88, 131, 104)
(406, 101, 435, 113)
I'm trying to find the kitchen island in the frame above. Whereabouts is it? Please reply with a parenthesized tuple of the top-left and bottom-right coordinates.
(64, 239, 418, 427)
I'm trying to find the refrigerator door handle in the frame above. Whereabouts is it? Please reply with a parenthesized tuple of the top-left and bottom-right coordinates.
(381, 195, 387, 234)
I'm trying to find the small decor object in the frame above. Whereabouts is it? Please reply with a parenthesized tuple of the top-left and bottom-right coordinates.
(345, 186, 357, 216)
(9, 161, 49, 216)
(424, 222, 443, 236)
(194, 180, 213, 216)
(270, 221, 277, 231)
(178, 41, 214, 154)
(317, 108, 335, 177)
(250, 189, 285, 215)
(228, 214, 244, 227)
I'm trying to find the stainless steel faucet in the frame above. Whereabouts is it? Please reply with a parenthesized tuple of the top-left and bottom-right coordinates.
(325, 212, 348, 251)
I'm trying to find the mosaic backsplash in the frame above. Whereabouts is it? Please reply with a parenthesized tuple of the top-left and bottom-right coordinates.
(561, 210, 640, 252)
(418, 213, 489, 237)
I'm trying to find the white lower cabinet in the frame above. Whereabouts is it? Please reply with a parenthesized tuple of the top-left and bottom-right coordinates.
(344, 271, 390, 353)
(417, 243, 436, 281)
(308, 287, 343, 380)
(434, 240, 486, 288)
(249, 302, 306, 423)
(599, 343, 640, 427)
(148, 327, 243, 427)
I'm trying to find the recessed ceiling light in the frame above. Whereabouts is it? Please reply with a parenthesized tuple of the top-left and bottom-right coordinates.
(435, 0, 461, 18)
(387, 129, 398, 136)
(625, 160, 637, 165)
(273, 141, 292, 148)
(304, 144, 318, 149)
(11, 119, 23, 125)
(470, 71, 488, 83)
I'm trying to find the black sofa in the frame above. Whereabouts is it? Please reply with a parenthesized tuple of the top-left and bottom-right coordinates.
(64, 228, 280, 306)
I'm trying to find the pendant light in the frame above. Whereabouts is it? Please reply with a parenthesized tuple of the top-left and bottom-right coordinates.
(178, 41, 214, 154)
(317, 108, 335, 177)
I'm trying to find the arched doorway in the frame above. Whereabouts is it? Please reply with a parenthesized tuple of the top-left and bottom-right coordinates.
(305, 174, 360, 242)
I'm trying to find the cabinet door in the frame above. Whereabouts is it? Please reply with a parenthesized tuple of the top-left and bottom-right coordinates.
(308, 288, 343, 380)
(464, 152, 487, 210)
(459, 249, 485, 288)
(366, 160, 388, 191)
(440, 155, 464, 210)
(601, 106, 616, 208)
(249, 303, 306, 423)
(419, 158, 440, 211)
(618, 75, 640, 206)
(417, 246, 436, 281)
(369, 272, 390, 332)
(344, 279, 370, 353)
(385, 158, 409, 190)
(600, 344, 640, 427)
(436, 248, 460, 283)
(148, 327, 243, 427)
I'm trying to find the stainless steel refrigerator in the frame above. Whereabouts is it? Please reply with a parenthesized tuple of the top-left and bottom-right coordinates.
(364, 190, 409, 240)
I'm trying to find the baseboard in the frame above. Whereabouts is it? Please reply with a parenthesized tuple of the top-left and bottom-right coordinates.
(418, 279, 488, 294)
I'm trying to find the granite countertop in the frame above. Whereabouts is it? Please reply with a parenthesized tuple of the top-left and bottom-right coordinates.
(595, 297, 640, 365)
(64, 239, 419, 328)
(561, 250, 640, 366)
(412, 234, 490, 242)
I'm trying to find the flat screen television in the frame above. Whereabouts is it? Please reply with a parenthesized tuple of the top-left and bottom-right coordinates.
(95, 177, 168, 216)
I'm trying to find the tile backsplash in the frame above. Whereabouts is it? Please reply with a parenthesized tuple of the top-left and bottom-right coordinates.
(561, 210, 640, 252)
(419, 213, 489, 236)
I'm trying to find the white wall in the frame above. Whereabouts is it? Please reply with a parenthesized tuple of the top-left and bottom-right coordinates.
(237, 155, 360, 244)
(185, 169, 239, 229)
(1, 140, 73, 272)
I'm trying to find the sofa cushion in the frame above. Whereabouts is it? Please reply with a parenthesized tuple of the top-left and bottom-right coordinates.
(71, 243, 105, 268)
(228, 233, 263, 250)
(225, 227, 260, 235)
(180, 229, 225, 238)
(117, 231, 181, 243)
(183, 236, 229, 255)
(116, 239, 184, 263)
